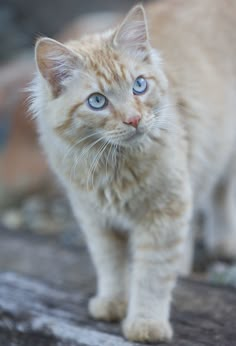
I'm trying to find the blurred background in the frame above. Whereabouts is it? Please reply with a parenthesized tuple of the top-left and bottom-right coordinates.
(0, 0, 235, 290)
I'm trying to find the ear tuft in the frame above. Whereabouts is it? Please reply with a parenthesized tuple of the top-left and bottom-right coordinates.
(113, 5, 149, 58)
(35, 38, 79, 97)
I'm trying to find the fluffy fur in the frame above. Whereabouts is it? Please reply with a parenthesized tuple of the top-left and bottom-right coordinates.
(31, 0, 236, 342)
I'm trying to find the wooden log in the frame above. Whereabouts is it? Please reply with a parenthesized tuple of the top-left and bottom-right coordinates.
(0, 272, 235, 346)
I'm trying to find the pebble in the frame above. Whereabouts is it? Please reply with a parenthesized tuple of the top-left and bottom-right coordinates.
(1, 193, 76, 237)
(1, 209, 24, 230)
(207, 262, 236, 288)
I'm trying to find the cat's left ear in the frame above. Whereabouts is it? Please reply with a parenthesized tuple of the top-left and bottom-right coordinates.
(113, 5, 149, 59)
(35, 37, 81, 97)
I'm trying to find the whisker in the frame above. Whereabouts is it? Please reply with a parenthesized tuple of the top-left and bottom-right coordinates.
(87, 140, 108, 189)
(105, 143, 114, 177)
(62, 131, 101, 164)
(70, 135, 107, 180)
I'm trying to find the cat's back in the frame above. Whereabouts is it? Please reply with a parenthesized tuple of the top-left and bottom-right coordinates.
(146, 0, 236, 204)
(147, 0, 236, 65)
(146, 0, 236, 122)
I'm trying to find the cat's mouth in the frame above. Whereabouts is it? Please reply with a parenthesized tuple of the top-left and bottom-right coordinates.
(124, 128, 145, 143)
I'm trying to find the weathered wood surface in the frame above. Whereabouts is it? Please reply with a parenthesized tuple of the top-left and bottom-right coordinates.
(0, 226, 235, 345)
(0, 272, 235, 346)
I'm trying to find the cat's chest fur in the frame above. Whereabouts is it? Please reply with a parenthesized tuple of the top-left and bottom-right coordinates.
(63, 141, 188, 228)
(69, 153, 158, 219)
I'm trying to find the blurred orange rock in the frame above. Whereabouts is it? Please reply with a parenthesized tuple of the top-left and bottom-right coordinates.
(0, 55, 50, 207)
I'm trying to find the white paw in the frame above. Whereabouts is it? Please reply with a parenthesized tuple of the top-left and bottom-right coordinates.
(88, 295, 127, 322)
(122, 317, 173, 343)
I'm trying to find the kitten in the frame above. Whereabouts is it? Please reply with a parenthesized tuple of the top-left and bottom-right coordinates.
(30, 1, 236, 343)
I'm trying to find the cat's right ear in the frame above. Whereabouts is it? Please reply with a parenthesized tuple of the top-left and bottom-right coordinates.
(113, 5, 149, 59)
(35, 38, 80, 97)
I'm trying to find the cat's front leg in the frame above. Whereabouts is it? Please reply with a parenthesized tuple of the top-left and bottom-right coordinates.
(123, 209, 190, 343)
(80, 218, 128, 322)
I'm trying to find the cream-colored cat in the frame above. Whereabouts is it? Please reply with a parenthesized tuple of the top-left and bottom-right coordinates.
(31, 0, 236, 342)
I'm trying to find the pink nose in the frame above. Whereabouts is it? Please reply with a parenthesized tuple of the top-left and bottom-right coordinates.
(123, 116, 141, 128)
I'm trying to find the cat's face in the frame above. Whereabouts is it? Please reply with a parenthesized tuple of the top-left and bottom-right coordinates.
(34, 6, 168, 151)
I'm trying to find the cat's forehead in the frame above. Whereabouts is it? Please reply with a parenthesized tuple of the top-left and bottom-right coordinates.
(70, 36, 136, 89)
(87, 48, 130, 88)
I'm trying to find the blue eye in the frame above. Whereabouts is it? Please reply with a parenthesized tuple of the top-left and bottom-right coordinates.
(133, 76, 148, 95)
(88, 93, 107, 110)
